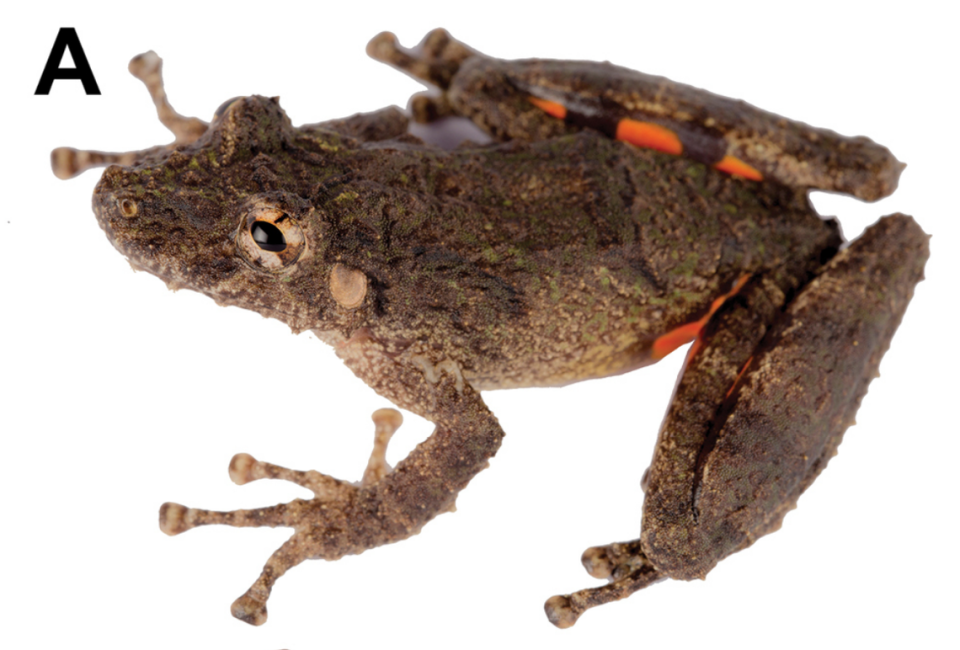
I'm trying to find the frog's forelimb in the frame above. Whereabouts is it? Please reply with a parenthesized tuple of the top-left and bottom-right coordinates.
(161, 334, 505, 626)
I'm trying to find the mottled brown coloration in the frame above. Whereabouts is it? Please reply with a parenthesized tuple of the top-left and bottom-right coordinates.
(54, 30, 928, 628)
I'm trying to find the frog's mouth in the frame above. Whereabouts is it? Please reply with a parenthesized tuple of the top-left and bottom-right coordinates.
(119, 244, 311, 333)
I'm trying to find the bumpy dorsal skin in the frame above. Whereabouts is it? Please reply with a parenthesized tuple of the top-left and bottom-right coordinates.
(53, 30, 928, 629)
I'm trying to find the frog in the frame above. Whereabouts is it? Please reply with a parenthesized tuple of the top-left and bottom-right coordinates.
(51, 29, 928, 629)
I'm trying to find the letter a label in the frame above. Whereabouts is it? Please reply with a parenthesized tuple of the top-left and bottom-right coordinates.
(35, 28, 101, 95)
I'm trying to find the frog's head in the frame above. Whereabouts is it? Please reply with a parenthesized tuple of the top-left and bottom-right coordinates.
(55, 51, 381, 335)
(80, 92, 350, 334)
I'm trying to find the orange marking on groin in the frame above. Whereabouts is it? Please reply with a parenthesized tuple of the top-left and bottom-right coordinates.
(714, 155, 763, 181)
(528, 96, 567, 119)
(651, 275, 751, 360)
(615, 119, 683, 155)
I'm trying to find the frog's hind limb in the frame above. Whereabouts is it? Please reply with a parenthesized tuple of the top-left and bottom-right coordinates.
(371, 31, 905, 200)
(546, 215, 928, 627)
(161, 332, 505, 626)
(51, 51, 208, 179)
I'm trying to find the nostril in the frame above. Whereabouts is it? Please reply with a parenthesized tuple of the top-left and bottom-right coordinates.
(117, 198, 139, 218)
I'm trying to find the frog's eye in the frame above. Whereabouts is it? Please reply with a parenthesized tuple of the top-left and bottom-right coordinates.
(237, 207, 305, 271)
(213, 97, 243, 122)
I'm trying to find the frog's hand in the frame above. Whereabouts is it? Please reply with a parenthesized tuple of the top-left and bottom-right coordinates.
(547, 214, 928, 628)
(159, 330, 504, 626)
(443, 58, 903, 201)
(51, 51, 208, 179)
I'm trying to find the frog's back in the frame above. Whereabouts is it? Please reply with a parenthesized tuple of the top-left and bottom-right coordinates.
(349, 132, 839, 390)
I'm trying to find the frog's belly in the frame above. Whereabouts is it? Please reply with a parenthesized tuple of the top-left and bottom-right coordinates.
(464, 331, 660, 391)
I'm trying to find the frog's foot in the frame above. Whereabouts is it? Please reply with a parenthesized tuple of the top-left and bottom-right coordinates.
(367, 28, 478, 91)
(51, 51, 207, 179)
(545, 542, 664, 628)
(159, 409, 406, 626)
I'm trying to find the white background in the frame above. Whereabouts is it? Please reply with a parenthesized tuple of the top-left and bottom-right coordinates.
(2, 2, 957, 649)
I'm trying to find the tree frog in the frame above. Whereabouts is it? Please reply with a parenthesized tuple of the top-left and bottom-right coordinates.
(52, 29, 928, 628)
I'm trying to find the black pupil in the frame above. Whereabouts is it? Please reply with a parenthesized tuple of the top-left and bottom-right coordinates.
(251, 221, 287, 252)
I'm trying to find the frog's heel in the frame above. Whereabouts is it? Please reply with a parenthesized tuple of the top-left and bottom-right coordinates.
(158, 409, 406, 625)
(51, 51, 208, 179)
(547, 214, 928, 628)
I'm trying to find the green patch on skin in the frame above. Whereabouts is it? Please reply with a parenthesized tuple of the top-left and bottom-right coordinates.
(205, 149, 219, 167)
(507, 246, 537, 273)
(335, 191, 359, 203)
(483, 247, 499, 264)
(188, 158, 201, 170)
(673, 252, 700, 277)
(723, 203, 738, 215)
(598, 267, 614, 288)
(585, 311, 608, 334)
(314, 139, 340, 152)
(685, 164, 704, 179)
(549, 279, 561, 303)
(646, 294, 672, 306)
